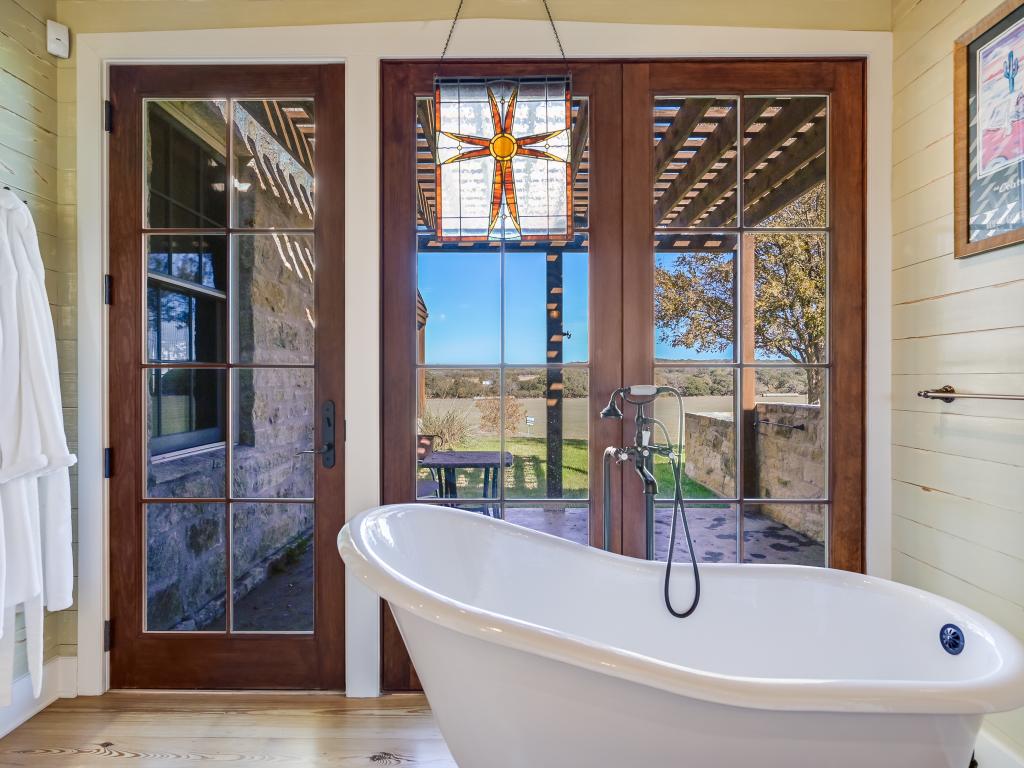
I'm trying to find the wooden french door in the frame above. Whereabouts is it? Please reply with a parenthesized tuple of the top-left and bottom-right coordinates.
(620, 61, 866, 569)
(380, 58, 864, 691)
(108, 65, 345, 689)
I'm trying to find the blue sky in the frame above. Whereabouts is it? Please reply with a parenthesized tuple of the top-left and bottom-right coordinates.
(417, 249, 732, 364)
(418, 250, 589, 365)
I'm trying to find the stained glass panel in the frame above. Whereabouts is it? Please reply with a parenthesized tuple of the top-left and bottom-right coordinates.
(434, 77, 572, 241)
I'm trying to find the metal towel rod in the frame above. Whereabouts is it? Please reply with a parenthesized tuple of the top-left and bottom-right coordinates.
(917, 385, 1024, 403)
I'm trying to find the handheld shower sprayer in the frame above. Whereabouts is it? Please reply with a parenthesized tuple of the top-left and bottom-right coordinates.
(601, 385, 701, 619)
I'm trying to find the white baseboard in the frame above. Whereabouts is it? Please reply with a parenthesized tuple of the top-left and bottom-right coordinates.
(977, 727, 1024, 768)
(0, 656, 77, 739)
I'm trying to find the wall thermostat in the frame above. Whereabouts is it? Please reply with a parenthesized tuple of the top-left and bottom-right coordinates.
(46, 20, 70, 59)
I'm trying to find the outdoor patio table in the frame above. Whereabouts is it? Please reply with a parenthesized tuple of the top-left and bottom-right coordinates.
(419, 450, 514, 503)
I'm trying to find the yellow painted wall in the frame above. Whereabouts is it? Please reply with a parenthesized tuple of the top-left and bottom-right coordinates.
(0, 0, 78, 682)
(56, 0, 891, 34)
(892, 0, 1024, 756)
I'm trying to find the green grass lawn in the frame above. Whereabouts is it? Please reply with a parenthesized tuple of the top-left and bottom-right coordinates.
(422, 437, 717, 501)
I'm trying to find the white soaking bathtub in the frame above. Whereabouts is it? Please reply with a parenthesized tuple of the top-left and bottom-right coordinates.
(339, 504, 1024, 768)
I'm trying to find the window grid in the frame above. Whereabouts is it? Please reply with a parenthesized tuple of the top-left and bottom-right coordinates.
(652, 95, 830, 565)
(140, 98, 315, 634)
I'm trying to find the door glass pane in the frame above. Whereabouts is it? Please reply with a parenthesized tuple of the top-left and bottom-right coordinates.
(655, 503, 738, 563)
(749, 231, 827, 363)
(414, 91, 591, 522)
(232, 99, 315, 229)
(653, 368, 737, 500)
(231, 503, 314, 632)
(504, 367, 588, 500)
(505, 248, 588, 365)
(232, 367, 315, 499)
(145, 503, 226, 631)
(745, 367, 827, 500)
(742, 96, 827, 228)
(503, 503, 589, 545)
(654, 233, 737, 362)
(233, 233, 315, 365)
(147, 234, 227, 364)
(144, 99, 227, 228)
(417, 248, 500, 365)
(743, 503, 826, 566)
(146, 368, 226, 498)
(653, 97, 738, 228)
(416, 369, 500, 499)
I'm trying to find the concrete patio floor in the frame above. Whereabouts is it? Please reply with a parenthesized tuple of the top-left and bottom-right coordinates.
(500, 505, 825, 566)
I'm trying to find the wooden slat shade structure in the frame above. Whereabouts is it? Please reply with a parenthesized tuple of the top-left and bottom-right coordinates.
(652, 96, 827, 229)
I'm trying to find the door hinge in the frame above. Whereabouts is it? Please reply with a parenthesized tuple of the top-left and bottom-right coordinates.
(104, 99, 113, 133)
(103, 274, 113, 305)
(343, 418, 347, 442)
(103, 619, 112, 651)
(103, 447, 113, 478)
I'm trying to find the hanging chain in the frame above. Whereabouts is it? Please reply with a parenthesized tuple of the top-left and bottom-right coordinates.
(541, 0, 567, 63)
(439, 0, 568, 62)
(440, 0, 465, 61)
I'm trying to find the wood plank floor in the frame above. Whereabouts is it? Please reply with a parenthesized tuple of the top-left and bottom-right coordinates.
(0, 692, 459, 766)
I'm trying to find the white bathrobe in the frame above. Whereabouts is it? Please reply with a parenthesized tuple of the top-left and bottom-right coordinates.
(0, 189, 76, 705)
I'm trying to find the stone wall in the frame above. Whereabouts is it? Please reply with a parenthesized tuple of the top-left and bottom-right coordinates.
(753, 403, 825, 542)
(683, 403, 826, 543)
(683, 412, 735, 498)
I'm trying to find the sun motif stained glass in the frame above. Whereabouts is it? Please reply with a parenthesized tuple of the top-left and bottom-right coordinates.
(434, 77, 572, 241)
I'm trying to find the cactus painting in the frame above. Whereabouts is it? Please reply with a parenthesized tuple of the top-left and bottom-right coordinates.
(1005, 49, 1020, 93)
(976, 15, 1024, 176)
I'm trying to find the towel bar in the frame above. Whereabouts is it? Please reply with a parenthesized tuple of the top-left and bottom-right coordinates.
(916, 385, 1024, 403)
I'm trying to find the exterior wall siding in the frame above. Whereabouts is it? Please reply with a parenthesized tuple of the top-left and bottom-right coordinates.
(892, 0, 1024, 754)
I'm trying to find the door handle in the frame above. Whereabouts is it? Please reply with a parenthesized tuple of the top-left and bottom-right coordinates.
(296, 400, 336, 468)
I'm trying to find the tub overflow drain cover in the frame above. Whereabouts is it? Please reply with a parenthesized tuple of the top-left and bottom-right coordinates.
(940, 623, 965, 655)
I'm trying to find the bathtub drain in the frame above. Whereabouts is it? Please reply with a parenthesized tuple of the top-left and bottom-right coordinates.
(940, 623, 965, 655)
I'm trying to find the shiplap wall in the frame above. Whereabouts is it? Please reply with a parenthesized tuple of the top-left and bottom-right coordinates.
(0, 0, 78, 681)
(892, 0, 1024, 755)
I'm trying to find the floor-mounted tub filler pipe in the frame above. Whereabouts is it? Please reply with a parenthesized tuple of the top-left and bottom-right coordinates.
(601, 385, 701, 618)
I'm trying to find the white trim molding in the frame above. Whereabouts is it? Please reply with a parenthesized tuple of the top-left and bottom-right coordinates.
(75, 19, 893, 699)
(0, 657, 77, 738)
(977, 728, 1024, 768)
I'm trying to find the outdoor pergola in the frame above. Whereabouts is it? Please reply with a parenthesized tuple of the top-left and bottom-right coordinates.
(413, 95, 827, 496)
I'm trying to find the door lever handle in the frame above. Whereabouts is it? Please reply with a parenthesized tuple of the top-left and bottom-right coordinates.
(296, 444, 332, 456)
(296, 400, 337, 468)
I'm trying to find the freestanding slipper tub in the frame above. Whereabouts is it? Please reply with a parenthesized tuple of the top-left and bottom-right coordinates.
(339, 504, 1024, 768)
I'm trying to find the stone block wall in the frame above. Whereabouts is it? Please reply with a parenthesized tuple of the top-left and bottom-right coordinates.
(753, 403, 826, 542)
(684, 412, 735, 497)
(683, 403, 826, 543)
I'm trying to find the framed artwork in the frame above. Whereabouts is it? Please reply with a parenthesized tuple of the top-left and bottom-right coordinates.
(955, 0, 1024, 258)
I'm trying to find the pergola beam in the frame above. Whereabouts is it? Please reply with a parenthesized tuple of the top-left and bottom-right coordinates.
(683, 100, 823, 228)
(417, 99, 437, 160)
(741, 98, 822, 174)
(570, 99, 589, 185)
(743, 153, 826, 225)
(653, 98, 771, 226)
(417, 182, 437, 232)
(664, 98, 771, 227)
(743, 119, 827, 210)
(653, 97, 713, 180)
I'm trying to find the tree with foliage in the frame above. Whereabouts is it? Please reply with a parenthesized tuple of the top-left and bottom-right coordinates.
(655, 185, 826, 403)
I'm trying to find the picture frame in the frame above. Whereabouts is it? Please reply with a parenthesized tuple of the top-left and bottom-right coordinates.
(955, 0, 1024, 258)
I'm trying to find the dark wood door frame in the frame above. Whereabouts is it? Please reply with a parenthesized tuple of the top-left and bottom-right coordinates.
(381, 58, 865, 692)
(621, 60, 866, 571)
(380, 59, 623, 691)
(108, 64, 345, 689)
